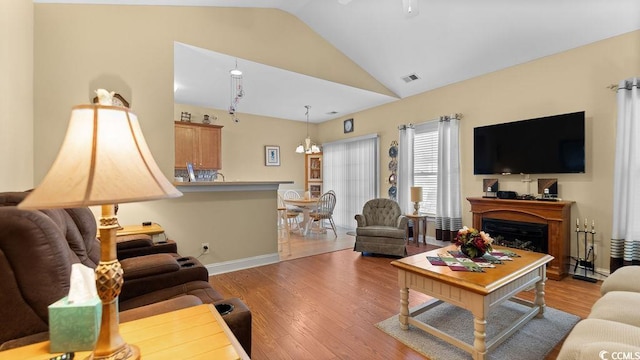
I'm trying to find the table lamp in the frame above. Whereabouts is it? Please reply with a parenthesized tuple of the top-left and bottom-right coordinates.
(19, 92, 182, 360)
(410, 186, 423, 215)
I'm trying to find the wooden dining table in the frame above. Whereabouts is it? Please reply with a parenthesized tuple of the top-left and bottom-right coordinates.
(283, 198, 318, 236)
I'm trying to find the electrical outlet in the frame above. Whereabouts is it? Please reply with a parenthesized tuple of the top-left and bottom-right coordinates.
(201, 242, 210, 254)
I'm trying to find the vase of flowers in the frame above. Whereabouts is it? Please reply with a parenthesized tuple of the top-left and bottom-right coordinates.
(455, 226, 494, 258)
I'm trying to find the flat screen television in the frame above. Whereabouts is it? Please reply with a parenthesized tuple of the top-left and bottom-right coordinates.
(473, 111, 585, 175)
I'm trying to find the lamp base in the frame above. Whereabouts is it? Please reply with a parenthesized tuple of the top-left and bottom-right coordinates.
(91, 343, 140, 360)
(413, 202, 420, 215)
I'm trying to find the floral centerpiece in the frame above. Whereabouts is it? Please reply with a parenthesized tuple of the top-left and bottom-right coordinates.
(455, 226, 494, 258)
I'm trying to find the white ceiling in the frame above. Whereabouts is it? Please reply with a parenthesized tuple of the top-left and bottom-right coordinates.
(36, 0, 640, 123)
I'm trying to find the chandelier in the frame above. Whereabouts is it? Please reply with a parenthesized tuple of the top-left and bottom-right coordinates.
(228, 59, 244, 122)
(295, 105, 321, 154)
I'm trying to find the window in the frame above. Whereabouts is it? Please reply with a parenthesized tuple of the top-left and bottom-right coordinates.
(323, 134, 379, 228)
(414, 121, 438, 215)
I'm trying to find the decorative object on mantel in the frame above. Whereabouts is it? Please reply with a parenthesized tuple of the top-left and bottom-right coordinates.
(265, 145, 280, 166)
(454, 226, 494, 259)
(295, 105, 321, 154)
(19, 89, 182, 360)
(483, 179, 498, 198)
(228, 59, 244, 123)
(388, 140, 398, 200)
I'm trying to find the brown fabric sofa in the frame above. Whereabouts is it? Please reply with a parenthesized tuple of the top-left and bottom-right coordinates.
(353, 198, 408, 257)
(0, 191, 251, 355)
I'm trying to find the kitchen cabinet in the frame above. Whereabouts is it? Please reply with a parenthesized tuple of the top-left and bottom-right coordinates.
(305, 153, 323, 197)
(175, 121, 223, 170)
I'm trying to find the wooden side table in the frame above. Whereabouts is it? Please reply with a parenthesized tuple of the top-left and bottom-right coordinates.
(0, 304, 250, 360)
(117, 222, 166, 243)
(405, 214, 427, 245)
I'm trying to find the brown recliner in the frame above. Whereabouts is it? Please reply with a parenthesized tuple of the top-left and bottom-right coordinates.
(0, 192, 251, 355)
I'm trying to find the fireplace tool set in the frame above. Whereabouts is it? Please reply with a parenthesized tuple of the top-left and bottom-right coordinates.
(573, 218, 597, 283)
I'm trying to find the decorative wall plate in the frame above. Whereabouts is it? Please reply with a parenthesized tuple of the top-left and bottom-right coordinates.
(388, 185, 397, 198)
(388, 173, 397, 185)
(388, 159, 398, 172)
(388, 145, 398, 158)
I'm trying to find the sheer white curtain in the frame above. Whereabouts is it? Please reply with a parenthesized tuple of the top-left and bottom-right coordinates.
(435, 115, 462, 242)
(323, 134, 379, 229)
(397, 125, 415, 214)
(611, 77, 640, 272)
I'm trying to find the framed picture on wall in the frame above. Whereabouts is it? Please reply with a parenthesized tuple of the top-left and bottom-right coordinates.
(265, 146, 280, 166)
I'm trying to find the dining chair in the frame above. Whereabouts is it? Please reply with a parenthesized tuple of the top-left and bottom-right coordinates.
(310, 191, 337, 238)
(276, 195, 291, 255)
(281, 190, 302, 233)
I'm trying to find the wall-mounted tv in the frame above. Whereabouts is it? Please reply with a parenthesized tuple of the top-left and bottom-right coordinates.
(474, 111, 585, 175)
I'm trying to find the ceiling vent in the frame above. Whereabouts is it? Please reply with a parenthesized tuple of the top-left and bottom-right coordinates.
(326, 111, 339, 115)
(402, 73, 420, 83)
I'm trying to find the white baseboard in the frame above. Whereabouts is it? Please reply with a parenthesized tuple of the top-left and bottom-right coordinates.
(204, 253, 280, 275)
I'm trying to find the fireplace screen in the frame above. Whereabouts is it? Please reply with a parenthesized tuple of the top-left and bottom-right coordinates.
(482, 218, 548, 253)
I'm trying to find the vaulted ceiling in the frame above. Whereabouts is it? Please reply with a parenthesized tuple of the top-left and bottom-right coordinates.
(36, 0, 640, 122)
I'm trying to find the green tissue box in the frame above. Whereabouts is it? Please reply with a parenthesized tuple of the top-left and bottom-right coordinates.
(48, 296, 102, 352)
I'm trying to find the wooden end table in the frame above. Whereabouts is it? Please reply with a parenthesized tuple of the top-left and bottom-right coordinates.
(391, 245, 553, 360)
(405, 214, 427, 245)
(1, 304, 249, 360)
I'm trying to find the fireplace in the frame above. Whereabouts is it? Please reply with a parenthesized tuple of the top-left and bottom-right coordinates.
(482, 218, 548, 254)
(467, 197, 573, 280)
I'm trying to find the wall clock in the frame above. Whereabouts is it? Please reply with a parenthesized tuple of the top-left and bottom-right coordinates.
(343, 118, 354, 133)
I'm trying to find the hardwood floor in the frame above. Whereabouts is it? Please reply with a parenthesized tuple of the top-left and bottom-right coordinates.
(210, 229, 602, 360)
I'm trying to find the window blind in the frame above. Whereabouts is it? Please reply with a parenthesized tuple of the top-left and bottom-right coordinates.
(414, 121, 438, 215)
(323, 134, 379, 228)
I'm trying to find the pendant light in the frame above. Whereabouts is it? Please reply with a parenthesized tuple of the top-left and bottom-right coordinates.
(229, 59, 244, 122)
(296, 105, 321, 154)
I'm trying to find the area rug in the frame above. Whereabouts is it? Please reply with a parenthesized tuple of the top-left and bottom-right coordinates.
(376, 300, 579, 360)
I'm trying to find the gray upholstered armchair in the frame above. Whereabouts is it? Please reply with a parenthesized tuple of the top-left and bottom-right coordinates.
(353, 198, 408, 257)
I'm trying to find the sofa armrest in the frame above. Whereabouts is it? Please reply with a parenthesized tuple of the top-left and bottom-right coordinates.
(121, 253, 180, 280)
(0, 332, 49, 351)
(601, 265, 640, 295)
(396, 215, 408, 230)
(120, 295, 203, 323)
(355, 214, 366, 227)
(117, 236, 178, 260)
(117, 234, 153, 249)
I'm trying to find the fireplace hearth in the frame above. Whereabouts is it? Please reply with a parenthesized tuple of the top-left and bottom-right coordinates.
(482, 218, 548, 254)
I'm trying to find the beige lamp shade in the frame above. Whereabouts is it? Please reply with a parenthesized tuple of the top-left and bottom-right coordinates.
(410, 186, 423, 202)
(19, 104, 182, 209)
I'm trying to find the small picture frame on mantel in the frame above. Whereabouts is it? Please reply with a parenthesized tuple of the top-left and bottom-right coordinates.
(265, 146, 280, 166)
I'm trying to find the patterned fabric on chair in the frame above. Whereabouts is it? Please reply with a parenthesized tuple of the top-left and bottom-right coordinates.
(353, 198, 408, 257)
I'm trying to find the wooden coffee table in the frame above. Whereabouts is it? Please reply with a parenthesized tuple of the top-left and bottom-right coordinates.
(391, 245, 553, 360)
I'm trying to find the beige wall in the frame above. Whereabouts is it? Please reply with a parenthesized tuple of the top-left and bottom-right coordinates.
(32, 4, 357, 264)
(319, 30, 640, 272)
(28, 3, 640, 272)
(1, 0, 33, 190)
